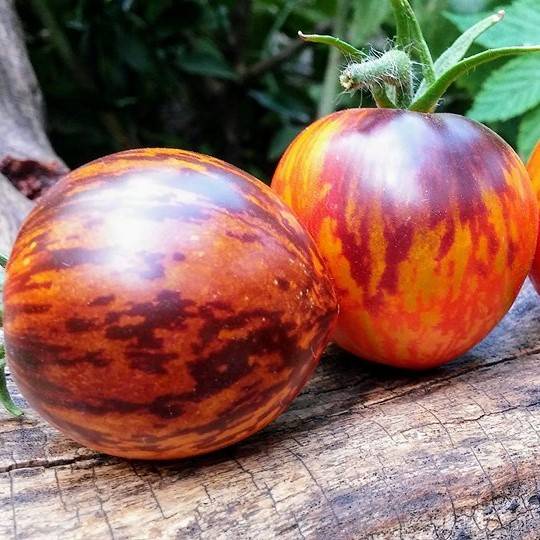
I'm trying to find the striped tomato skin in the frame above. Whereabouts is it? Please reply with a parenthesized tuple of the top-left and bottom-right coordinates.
(528, 142, 540, 293)
(4, 148, 338, 459)
(272, 109, 537, 369)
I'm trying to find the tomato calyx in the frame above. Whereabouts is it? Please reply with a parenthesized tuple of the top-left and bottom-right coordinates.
(299, 1, 540, 113)
(0, 253, 23, 418)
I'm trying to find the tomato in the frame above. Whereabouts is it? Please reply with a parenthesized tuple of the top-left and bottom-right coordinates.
(3, 148, 338, 459)
(272, 108, 537, 369)
(527, 142, 540, 293)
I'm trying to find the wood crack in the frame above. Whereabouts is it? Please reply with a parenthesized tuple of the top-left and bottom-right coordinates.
(0, 453, 103, 474)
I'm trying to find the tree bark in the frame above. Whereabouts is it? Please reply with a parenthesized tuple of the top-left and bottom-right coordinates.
(0, 173, 31, 253)
(0, 0, 66, 253)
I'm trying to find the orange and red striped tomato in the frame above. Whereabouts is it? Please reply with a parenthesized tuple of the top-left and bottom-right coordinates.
(527, 141, 540, 292)
(3, 148, 338, 459)
(272, 109, 537, 369)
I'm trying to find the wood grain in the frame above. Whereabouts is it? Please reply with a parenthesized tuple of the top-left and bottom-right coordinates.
(1, 281, 539, 540)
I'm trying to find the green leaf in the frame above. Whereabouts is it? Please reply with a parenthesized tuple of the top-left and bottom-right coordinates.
(117, 33, 152, 73)
(297, 32, 364, 59)
(448, 0, 493, 14)
(435, 11, 504, 76)
(517, 105, 540, 160)
(414, 0, 460, 57)
(411, 46, 540, 113)
(468, 55, 540, 121)
(177, 40, 237, 80)
(446, 0, 540, 49)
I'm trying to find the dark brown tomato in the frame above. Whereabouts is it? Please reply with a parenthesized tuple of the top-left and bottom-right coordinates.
(4, 148, 338, 459)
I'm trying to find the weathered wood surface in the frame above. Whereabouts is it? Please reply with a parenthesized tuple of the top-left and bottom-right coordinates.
(1, 280, 540, 540)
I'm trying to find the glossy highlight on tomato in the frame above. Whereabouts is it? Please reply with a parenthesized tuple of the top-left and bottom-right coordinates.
(527, 142, 540, 293)
(272, 108, 537, 369)
(3, 148, 338, 459)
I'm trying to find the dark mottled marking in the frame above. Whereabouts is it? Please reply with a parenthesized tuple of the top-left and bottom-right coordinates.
(190, 309, 302, 400)
(105, 290, 196, 349)
(105, 312, 121, 324)
(65, 317, 98, 333)
(436, 225, 455, 262)
(54, 350, 112, 368)
(4, 334, 72, 369)
(485, 224, 499, 257)
(125, 350, 178, 375)
(148, 395, 185, 419)
(6, 333, 112, 370)
(6, 247, 114, 294)
(17, 281, 53, 292)
(194, 308, 285, 351)
(10, 304, 314, 419)
(204, 300, 234, 312)
(226, 230, 260, 243)
(30, 387, 187, 420)
(89, 294, 115, 307)
(275, 277, 290, 290)
(507, 240, 517, 267)
(8, 303, 52, 317)
(173, 252, 186, 262)
(379, 220, 415, 293)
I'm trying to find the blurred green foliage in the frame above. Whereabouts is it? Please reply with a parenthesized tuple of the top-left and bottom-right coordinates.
(16, 0, 539, 181)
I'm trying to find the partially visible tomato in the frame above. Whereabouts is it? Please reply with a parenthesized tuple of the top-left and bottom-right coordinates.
(3, 148, 338, 459)
(527, 142, 540, 293)
(272, 108, 537, 369)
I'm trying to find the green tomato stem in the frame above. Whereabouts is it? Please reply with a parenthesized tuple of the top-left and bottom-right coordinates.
(371, 85, 397, 109)
(298, 31, 364, 59)
(411, 46, 540, 113)
(389, 0, 436, 89)
(0, 353, 23, 418)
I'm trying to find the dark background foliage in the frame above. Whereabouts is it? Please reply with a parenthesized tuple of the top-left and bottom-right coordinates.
(15, 0, 537, 182)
